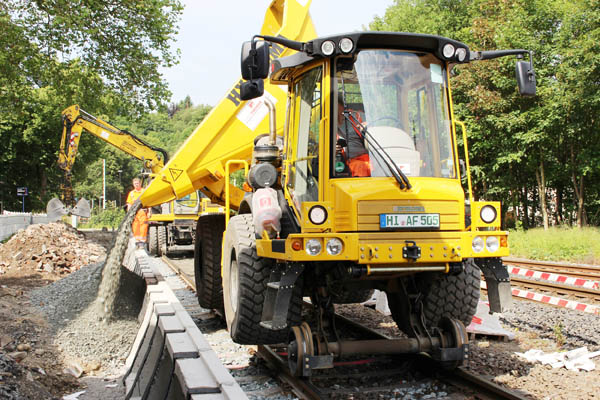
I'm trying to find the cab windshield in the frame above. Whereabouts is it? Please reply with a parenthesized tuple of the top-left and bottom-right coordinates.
(333, 50, 455, 179)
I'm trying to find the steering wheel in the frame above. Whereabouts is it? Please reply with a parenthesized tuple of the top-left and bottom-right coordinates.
(369, 116, 403, 129)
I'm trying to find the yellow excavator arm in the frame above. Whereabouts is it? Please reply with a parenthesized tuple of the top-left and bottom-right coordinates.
(58, 104, 168, 177)
(139, 0, 316, 208)
(49, 105, 168, 220)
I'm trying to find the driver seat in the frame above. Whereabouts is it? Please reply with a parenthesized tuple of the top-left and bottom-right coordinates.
(367, 126, 421, 177)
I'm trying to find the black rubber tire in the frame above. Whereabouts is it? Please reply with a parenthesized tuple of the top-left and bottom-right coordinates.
(421, 258, 480, 328)
(222, 214, 303, 344)
(158, 225, 167, 256)
(387, 259, 480, 335)
(331, 289, 374, 304)
(148, 226, 158, 256)
(194, 215, 225, 311)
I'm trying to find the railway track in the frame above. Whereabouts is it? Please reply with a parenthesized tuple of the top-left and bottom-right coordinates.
(501, 257, 600, 307)
(504, 257, 600, 281)
(160, 253, 530, 399)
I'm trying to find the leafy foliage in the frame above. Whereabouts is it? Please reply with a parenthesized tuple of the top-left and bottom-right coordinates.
(0, 0, 183, 212)
(372, 0, 600, 228)
(79, 204, 125, 229)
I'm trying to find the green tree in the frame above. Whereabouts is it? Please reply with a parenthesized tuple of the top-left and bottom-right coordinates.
(0, 0, 183, 211)
(371, 0, 600, 228)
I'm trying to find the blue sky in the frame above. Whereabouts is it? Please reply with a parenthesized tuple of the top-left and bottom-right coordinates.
(161, 0, 392, 106)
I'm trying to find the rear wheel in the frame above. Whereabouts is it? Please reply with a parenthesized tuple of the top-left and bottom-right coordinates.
(158, 226, 167, 256)
(222, 214, 302, 344)
(194, 215, 225, 311)
(148, 226, 158, 256)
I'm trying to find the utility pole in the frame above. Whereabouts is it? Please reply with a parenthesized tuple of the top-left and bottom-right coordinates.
(118, 169, 123, 207)
(102, 159, 106, 210)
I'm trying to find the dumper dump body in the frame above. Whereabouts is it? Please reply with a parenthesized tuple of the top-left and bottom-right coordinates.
(141, 0, 316, 208)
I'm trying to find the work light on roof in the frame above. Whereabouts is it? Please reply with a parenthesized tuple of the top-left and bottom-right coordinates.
(321, 40, 335, 56)
(442, 43, 455, 59)
(455, 47, 467, 62)
(339, 38, 353, 53)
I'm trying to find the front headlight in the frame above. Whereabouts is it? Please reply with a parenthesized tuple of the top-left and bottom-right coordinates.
(308, 205, 328, 225)
(326, 238, 343, 256)
(305, 239, 322, 256)
(486, 236, 499, 253)
(472, 236, 484, 253)
(480, 205, 497, 224)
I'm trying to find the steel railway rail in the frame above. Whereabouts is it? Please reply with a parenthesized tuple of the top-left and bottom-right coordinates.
(257, 314, 529, 400)
(504, 257, 600, 281)
(499, 258, 600, 305)
(161, 253, 530, 399)
(509, 276, 600, 302)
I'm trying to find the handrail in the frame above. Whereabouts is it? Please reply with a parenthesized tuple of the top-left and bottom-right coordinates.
(454, 120, 474, 230)
(224, 160, 249, 228)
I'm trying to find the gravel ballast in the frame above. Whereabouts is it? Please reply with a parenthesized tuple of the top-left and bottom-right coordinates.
(29, 261, 146, 376)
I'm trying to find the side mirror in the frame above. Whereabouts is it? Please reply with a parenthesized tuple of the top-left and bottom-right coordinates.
(516, 61, 536, 97)
(241, 40, 270, 80)
(240, 80, 264, 101)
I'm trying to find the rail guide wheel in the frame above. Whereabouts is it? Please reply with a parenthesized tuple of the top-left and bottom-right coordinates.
(433, 316, 469, 369)
(287, 322, 333, 377)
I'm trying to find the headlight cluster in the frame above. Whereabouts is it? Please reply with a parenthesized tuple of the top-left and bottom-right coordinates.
(472, 236, 501, 253)
(320, 37, 354, 56)
(302, 238, 344, 256)
(442, 43, 468, 62)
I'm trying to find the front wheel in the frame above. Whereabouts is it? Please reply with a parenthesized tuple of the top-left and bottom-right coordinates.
(387, 259, 480, 336)
(222, 214, 302, 344)
(194, 215, 225, 311)
(157, 225, 167, 256)
(421, 258, 480, 328)
(148, 226, 158, 256)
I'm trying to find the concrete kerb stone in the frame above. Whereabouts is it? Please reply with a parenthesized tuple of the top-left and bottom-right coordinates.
(166, 332, 199, 359)
(122, 240, 248, 400)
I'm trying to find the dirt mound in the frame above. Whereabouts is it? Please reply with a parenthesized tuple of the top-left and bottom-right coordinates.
(0, 222, 106, 278)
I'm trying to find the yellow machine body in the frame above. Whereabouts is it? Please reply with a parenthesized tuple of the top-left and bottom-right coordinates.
(140, 0, 316, 209)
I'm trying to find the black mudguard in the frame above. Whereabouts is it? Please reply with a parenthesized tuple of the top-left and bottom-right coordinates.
(474, 257, 512, 313)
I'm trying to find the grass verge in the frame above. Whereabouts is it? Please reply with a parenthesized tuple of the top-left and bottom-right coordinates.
(509, 227, 600, 264)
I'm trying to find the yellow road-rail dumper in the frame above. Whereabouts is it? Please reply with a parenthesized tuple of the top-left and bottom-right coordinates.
(138, 0, 536, 375)
(147, 191, 224, 257)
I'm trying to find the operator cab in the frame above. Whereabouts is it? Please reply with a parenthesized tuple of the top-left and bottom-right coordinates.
(241, 32, 535, 231)
(331, 51, 453, 181)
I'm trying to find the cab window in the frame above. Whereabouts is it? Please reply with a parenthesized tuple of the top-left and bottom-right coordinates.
(288, 67, 322, 209)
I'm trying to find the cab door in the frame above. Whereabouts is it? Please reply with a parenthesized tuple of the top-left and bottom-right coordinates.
(284, 66, 324, 217)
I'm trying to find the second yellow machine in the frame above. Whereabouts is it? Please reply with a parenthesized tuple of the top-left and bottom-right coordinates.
(139, 0, 536, 375)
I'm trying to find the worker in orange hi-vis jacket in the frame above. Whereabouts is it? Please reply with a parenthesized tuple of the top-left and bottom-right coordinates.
(126, 177, 151, 249)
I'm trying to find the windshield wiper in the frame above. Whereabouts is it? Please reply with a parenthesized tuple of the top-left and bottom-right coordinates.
(343, 113, 412, 190)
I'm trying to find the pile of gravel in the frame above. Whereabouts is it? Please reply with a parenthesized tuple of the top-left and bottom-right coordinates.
(499, 299, 600, 351)
(29, 262, 146, 376)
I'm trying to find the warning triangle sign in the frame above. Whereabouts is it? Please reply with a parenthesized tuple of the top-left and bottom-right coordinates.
(169, 168, 183, 181)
